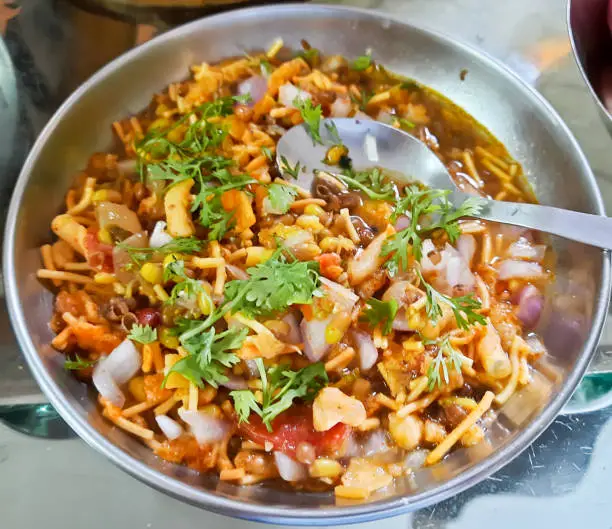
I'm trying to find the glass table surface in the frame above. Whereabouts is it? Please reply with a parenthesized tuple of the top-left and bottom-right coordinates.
(1, 0, 612, 527)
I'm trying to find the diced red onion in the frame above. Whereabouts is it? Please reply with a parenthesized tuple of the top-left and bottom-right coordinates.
(420, 239, 448, 273)
(457, 234, 476, 266)
(404, 449, 429, 470)
(274, 452, 308, 482)
(178, 408, 228, 445)
(348, 230, 390, 284)
(225, 264, 249, 280)
(515, 284, 544, 328)
(92, 365, 125, 408)
(112, 232, 148, 284)
(155, 414, 184, 441)
(383, 281, 415, 331)
(102, 339, 141, 384)
(498, 260, 544, 280)
(237, 75, 267, 106)
(507, 238, 546, 263)
(394, 215, 411, 231)
(445, 253, 475, 291)
(330, 96, 351, 118)
(320, 278, 360, 309)
(278, 83, 311, 108)
(220, 375, 248, 390)
(525, 334, 547, 356)
(363, 429, 392, 456)
(283, 230, 313, 250)
(282, 312, 302, 345)
(352, 330, 378, 371)
(149, 221, 173, 248)
(96, 201, 142, 234)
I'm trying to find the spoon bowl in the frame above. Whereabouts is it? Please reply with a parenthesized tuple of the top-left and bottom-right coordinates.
(277, 117, 612, 250)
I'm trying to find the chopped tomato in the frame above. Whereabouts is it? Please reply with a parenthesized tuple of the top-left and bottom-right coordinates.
(239, 406, 349, 457)
(315, 252, 343, 280)
(83, 231, 114, 272)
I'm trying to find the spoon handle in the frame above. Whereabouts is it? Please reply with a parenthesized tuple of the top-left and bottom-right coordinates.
(477, 199, 612, 249)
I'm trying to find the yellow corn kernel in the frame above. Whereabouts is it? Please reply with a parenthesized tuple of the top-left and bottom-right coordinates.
(245, 246, 274, 267)
(163, 253, 181, 269)
(148, 117, 170, 131)
(323, 144, 349, 166)
(325, 325, 344, 345)
(304, 204, 326, 217)
(159, 327, 179, 349)
(93, 272, 116, 284)
(140, 263, 163, 284)
(334, 486, 369, 500)
(92, 190, 108, 202)
(98, 228, 112, 245)
(310, 458, 343, 479)
(296, 215, 324, 232)
(163, 354, 190, 389)
(166, 124, 186, 144)
(200, 403, 223, 419)
(128, 376, 146, 402)
(197, 290, 213, 316)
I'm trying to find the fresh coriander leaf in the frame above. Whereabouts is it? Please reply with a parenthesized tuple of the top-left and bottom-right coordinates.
(230, 390, 262, 423)
(351, 54, 372, 71)
(336, 167, 396, 202)
(360, 298, 399, 335)
(293, 97, 323, 145)
(426, 335, 468, 390)
(350, 89, 373, 111)
(165, 326, 248, 388)
(117, 236, 203, 268)
(324, 121, 343, 146)
(64, 355, 96, 370)
(224, 248, 321, 318)
(230, 362, 328, 431)
(397, 117, 415, 130)
(261, 146, 274, 161)
(260, 58, 274, 76)
(128, 324, 158, 344)
(417, 269, 486, 330)
(266, 183, 298, 214)
(298, 47, 320, 63)
(279, 155, 302, 179)
(164, 258, 212, 311)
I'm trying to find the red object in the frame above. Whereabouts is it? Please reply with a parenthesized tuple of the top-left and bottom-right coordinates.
(239, 406, 349, 457)
(315, 253, 343, 280)
(135, 308, 162, 328)
(83, 231, 114, 272)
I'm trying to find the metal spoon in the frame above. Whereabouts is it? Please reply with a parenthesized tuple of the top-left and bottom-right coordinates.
(277, 117, 612, 249)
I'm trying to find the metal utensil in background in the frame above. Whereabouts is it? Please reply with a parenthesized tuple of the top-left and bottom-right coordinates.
(278, 118, 612, 249)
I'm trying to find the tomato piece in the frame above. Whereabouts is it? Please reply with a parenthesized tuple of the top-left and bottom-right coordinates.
(84, 231, 114, 272)
(239, 406, 349, 457)
(315, 253, 343, 280)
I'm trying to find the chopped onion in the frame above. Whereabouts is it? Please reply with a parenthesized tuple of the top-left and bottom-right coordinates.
(237, 75, 267, 105)
(352, 330, 378, 371)
(319, 277, 360, 309)
(278, 83, 311, 108)
(376, 109, 394, 124)
(420, 239, 448, 273)
(274, 452, 308, 482)
(348, 228, 393, 285)
(515, 284, 544, 328)
(113, 231, 148, 284)
(92, 365, 125, 408)
(457, 234, 476, 266)
(525, 334, 547, 355)
(363, 429, 392, 456)
(507, 238, 546, 263)
(178, 408, 228, 445)
(282, 312, 302, 345)
(96, 201, 142, 234)
(330, 96, 351, 117)
(498, 260, 544, 280)
(117, 158, 137, 175)
(364, 133, 379, 163)
(383, 281, 417, 331)
(155, 415, 184, 441)
(220, 375, 248, 390)
(404, 449, 429, 470)
(149, 221, 173, 248)
(394, 215, 411, 231)
(102, 339, 141, 384)
(225, 264, 249, 280)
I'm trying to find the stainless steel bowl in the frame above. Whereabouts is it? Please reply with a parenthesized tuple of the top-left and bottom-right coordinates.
(3, 4, 611, 524)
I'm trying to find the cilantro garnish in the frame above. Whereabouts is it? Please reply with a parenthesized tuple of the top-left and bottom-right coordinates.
(417, 269, 486, 330)
(324, 121, 343, 146)
(224, 248, 321, 318)
(128, 324, 158, 344)
(266, 183, 298, 214)
(350, 88, 373, 111)
(426, 335, 470, 390)
(336, 167, 396, 202)
(279, 156, 302, 179)
(165, 326, 248, 388)
(230, 359, 328, 431)
(397, 117, 415, 130)
(117, 236, 203, 268)
(351, 54, 372, 71)
(360, 298, 399, 335)
(298, 47, 320, 64)
(164, 258, 212, 310)
(293, 97, 323, 145)
(64, 355, 96, 371)
(261, 146, 274, 161)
